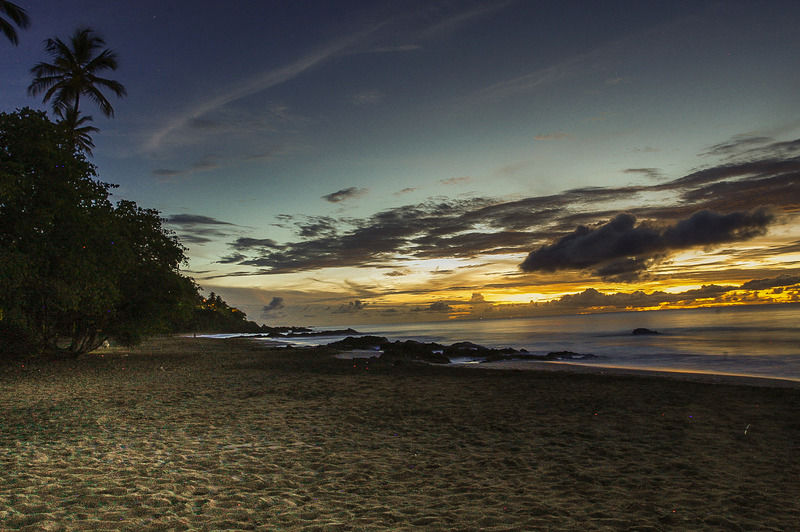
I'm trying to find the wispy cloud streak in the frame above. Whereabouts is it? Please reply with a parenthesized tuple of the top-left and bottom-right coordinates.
(145, 25, 382, 152)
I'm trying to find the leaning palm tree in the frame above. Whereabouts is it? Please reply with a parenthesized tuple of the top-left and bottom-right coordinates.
(0, 1, 29, 46)
(55, 106, 99, 156)
(28, 27, 126, 118)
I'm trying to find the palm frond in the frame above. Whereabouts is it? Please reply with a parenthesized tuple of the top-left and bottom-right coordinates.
(56, 107, 99, 156)
(0, 1, 30, 45)
(28, 26, 126, 119)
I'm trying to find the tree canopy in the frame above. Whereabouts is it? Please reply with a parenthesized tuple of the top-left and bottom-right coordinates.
(0, 108, 193, 355)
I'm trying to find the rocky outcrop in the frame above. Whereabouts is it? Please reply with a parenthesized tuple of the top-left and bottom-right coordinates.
(541, 351, 597, 361)
(326, 336, 596, 365)
(632, 328, 660, 335)
(282, 328, 361, 338)
(326, 336, 388, 350)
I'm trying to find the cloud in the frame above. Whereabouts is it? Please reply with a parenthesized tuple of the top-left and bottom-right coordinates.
(229, 237, 281, 251)
(535, 285, 740, 312)
(439, 176, 471, 186)
(152, 168, 183, 177)
(166, 213, 238, 246)
(624, 168, 662, 180)
(334, 300, 368, 313)
(262, 297, 285, 316)
(395, 187, 417, 195)
(152, 157, 219, 179)
(520, 209, 774, 280)
(145, 24, 383, 153)
(428, 301, 452, 312)
(217, 140, 798, 277)
(701, 134, 773, 158)
(741, 274, 800, 290)
(167, 214, 235, 226)
(322, 187, 368, 203)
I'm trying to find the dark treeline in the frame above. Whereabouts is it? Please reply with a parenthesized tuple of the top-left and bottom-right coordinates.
(1, 18, 279, 357)
(0, 109, 268, 356)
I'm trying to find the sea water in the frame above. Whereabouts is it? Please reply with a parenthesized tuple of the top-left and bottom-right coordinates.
(342, 305, 800, 382)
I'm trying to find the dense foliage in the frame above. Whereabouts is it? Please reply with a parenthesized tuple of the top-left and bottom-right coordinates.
(0, 108, 195, 355)
(189, 292, 264, 334)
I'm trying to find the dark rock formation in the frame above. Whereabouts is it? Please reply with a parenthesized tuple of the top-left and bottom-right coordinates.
(632, 328, 660, 335)
(282, 327, 362, 338)
(326, 336, 388, 350)
(542, 351, 597, 360)
(381, 340, 452, 364)
(326, 336, 596, 365)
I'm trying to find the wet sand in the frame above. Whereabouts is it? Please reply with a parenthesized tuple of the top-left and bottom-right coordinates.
(1, 336, 799, 530)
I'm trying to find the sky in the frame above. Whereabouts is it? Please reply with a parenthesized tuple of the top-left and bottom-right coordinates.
(2, 0, 799, 326)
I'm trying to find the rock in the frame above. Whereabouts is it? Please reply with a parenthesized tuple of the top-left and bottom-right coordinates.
(285, 327, 362, 338)
(543, 351, 597, 360)
(326, 336, 388, 350)
(381, 340, 451, 364)
(632, 328, 660, 335)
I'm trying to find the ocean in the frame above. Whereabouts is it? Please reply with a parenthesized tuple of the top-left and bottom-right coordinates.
(270, 305, 800, 383)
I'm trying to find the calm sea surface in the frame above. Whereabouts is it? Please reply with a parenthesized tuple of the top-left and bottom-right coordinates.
(273, 305, 800, 382)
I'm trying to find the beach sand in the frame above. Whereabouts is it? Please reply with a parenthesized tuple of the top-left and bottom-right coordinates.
(1, 336, 798, 531)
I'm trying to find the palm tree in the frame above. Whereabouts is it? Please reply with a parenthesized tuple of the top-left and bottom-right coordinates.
(56, 107, 99, 156)
(0, 1, 29, 45)
(28, 27, 126, 118)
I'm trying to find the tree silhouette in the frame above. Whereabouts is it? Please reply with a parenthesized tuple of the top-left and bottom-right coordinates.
(55, 107, 99, 156)
(1, 109, 192, 356)
(28, 27, 126, 118)
(0, 1, 29, 46)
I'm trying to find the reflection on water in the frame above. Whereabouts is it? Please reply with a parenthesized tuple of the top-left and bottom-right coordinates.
(349, 305, 800, 381)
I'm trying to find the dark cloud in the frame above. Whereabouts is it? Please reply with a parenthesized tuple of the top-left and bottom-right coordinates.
(262, 297, 285, 315)
(334, 300, 368, 313)
(152, 168, 182, 177)
(428, 301, 452, 312)
(440, 176, 471, 185)
(536, 285, 739, 311)
(741, 274, 800, 291)
(167, 214, 235, 226)
(624, 168, 662, 179)
(218, 252, 247, 264)
(152, 157, 219, 178)
(294, 217, 338, 238)
(323, 187, 368, 203)
(701, 135, 773, 158)
(520, 209, 774, 280)
(532, 285, 739, 312)
(229, 237, 281, 251)
(190, 158, 219, 172)
(166, 213, 238, 246)
(663, 156, 800, 191)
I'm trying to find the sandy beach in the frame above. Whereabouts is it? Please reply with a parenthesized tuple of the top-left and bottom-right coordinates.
(1, 336, 799, 531)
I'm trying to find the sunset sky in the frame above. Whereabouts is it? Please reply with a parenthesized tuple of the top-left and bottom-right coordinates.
(2, 0, 799, 325)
